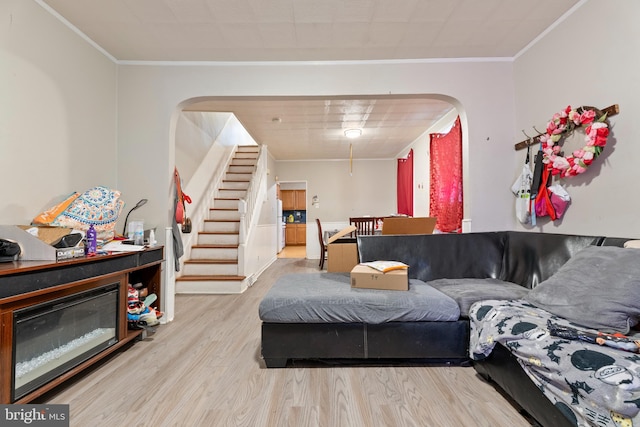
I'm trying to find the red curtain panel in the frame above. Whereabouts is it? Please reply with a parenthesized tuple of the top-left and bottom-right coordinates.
(397, 149, 414, 216)
(430, 117, 463, 232)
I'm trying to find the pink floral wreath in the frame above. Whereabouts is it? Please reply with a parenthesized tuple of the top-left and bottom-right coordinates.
(540, 105, 609, 177)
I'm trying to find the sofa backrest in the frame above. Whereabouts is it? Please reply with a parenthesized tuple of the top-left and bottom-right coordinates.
(358, 231, 614, 289)
(501, 232, 604, 289)
(358, 232, 507, 282)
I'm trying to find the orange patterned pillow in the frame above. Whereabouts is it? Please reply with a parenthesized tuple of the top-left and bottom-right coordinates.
(32, 192, 80, 225)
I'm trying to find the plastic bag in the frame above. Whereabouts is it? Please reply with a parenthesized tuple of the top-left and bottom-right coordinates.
(534, 172, 571, 220)
(511, 164, 533, 196)
(516, 191, 531, 224)
(548, 184, 571, 219)
(513, 164, 533, 224)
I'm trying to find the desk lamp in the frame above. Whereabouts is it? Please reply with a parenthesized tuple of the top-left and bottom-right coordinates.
(122, 199, 148, 236)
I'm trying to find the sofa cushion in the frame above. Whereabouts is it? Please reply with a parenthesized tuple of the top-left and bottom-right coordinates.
(426, 278, 529, 317)
(259, 272, 460, 324)
(525, 246, 640, 333)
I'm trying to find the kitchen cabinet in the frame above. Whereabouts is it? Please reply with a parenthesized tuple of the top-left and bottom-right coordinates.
(285, 224, 296, 245)
(281, 190, 306, 210)
(296, 224, 306, 245)
(295, 190, 306, 210)
(282, 190, 295, 210)
(285, 223, 306, 246)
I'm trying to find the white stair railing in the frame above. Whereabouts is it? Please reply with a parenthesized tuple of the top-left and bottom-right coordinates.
(238, 145, 267, 276)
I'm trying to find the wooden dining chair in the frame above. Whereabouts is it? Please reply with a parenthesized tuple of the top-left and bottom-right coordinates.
(349, 217, 376, 236)
(316, 218, 328, 269)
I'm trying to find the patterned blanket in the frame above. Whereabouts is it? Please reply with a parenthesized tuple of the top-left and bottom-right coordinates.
(469, 300, 640, 427)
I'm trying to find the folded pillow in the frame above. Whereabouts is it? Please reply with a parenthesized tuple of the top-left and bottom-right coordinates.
(50, 186, 124, 240)
(525, 245, 640, 333)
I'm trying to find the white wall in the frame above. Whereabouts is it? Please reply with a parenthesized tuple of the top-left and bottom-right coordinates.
(116, 61, 516, 245)
(1, 0, 117, 224)
(175, 112, 231, 185)
(512, 0, 640, 238)
(276, 159, 397, 259)
(277, 159, 397, 221)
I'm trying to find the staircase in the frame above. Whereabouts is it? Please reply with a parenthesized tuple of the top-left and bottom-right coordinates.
(175, 146, 259, 294)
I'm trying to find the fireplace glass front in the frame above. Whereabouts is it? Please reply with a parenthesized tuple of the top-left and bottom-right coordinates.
(12, 283, 119, 401)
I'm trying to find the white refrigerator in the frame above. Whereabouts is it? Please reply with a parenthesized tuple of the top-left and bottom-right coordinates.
(277, 199, 285, 252)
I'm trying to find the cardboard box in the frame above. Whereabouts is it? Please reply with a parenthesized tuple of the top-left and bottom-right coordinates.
(350, 264, 409, 291)
(0, 225, 82, 261)
(381, 217, 436, 235)
(327, 225, 358, 273)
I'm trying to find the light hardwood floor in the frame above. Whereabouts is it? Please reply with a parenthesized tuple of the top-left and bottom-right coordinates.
(278, 245, 307, 259)
(41, 258, 531, 427)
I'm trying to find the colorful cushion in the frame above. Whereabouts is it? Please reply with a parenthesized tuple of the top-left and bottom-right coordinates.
(50, 186, 124, 240)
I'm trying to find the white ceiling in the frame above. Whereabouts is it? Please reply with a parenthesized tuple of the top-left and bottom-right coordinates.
(40, 0, 581, 160)
(183, 96, 456, 160)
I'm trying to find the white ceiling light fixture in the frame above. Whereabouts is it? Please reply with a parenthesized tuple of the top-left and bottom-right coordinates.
(344, 128, 362, 139)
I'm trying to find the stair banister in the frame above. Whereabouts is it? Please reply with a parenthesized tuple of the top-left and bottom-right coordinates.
(238, 144, 267, 245)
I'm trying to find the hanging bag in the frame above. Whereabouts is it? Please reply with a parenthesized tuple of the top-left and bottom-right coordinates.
(512, 149, 533, 224)
(174, 168, 192, 232)
(534, 169, 557, 220)
(548, 183, 571, 219)
(534, 167, 572, 221)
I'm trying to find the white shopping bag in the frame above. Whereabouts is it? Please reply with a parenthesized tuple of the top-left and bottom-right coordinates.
(513, 164, 533, 224)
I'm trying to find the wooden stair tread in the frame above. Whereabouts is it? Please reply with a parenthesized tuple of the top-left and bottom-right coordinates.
(184, 259, 238, 264)
(198, 231, 239, 235)
(176, 275, 245, 281)
(193, 245, 239, 250)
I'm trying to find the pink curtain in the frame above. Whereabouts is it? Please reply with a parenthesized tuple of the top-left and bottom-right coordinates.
(430, 117, 463, 232)
(397, 149, 414, 216)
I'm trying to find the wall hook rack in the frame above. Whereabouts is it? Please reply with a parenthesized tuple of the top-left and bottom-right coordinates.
(514, 104, 619, 151)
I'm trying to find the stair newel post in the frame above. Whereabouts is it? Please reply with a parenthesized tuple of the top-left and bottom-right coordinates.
(238, 198, 247, 245)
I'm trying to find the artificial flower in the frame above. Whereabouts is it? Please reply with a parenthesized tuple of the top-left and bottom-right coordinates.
(539, 106, 609, 177)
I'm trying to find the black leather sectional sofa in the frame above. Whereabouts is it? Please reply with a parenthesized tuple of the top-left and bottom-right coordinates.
(260, 231, 633, 427)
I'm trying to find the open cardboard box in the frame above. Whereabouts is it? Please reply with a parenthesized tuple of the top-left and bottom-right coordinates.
(381, 217, 436, 235)
(350, 264, 409, 291)
(0, 225, 83, 261)
(327, 225, 358, 273)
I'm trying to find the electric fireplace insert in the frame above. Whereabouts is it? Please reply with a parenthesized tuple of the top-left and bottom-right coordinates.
(12, 283, 119, 401)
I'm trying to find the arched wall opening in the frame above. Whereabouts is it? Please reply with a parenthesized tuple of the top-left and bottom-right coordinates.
(171, 94, 470, 234)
